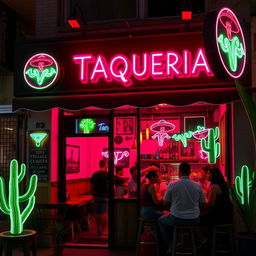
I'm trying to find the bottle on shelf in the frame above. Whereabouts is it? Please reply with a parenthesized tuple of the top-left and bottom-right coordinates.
(155, 147, 160, 159)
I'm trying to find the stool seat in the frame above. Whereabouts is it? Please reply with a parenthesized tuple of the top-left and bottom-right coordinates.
(210, 223, 235, 256)
(0, 230, 37, 256)
(136, 218, 159, 256)
(171, 225, 198, 256)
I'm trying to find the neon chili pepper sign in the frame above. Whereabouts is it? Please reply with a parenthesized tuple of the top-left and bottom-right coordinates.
(73, 48, 213, 87)
(216, 7, 246, 78)
(24, 53, 59, 89)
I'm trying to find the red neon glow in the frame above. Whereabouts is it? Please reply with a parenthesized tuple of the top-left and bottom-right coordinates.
(215, 7, 246, 78)
(182, 11, 192, 20)
(102, 150, 129, 164)
(68, 19, 81, 28)
(73, 49, 213, 86)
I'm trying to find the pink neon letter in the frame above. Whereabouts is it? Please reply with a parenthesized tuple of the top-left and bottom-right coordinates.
(183, 50, 192, 77)
(110, 55, 132, 86)
(132, 53, 150, 80)
(151, 52, 165, 79)
(73, 55, 94, 83)
(90, 55, 112, 83)
(166, 51, 182, 78)
(191, 49, 213, 77)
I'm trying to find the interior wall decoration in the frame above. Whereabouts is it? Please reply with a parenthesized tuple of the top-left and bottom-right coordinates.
(66, 144, 80, 173)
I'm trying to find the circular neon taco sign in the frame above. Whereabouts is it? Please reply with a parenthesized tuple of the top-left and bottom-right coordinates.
(24, 53, 59, 90)
(215, 7, 246, 78)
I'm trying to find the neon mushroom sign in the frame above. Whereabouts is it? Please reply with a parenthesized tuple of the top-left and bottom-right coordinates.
(24, 53, 59, 90)
(216, 7, 246, 78)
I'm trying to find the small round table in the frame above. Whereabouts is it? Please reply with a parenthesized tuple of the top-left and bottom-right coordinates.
(0, 230, 37, 256)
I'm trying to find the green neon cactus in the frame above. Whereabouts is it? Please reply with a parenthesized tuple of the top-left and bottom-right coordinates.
(201, 127, 220, 164)
(218, 34, 245, 72)
(231, 165, 256, 233)
(0, 159, 38, 235)
(235, 165, 255, 206)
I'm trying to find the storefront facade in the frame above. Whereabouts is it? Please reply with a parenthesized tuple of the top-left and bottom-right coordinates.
(12, 7, 255, 248)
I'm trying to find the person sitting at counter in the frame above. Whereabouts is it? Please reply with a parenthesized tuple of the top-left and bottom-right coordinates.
(114, 165, 128, 198)
(140, 168, 163, 220)
(158, 162, 206, 253)
(200, 167, 233, 225)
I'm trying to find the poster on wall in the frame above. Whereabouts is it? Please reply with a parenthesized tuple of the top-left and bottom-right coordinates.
(28, 130, 49, 182)
(102, 148, 130, 167)
(66, 144, 80, 173)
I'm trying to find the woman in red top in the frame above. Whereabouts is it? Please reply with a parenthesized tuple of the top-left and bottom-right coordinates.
(140, 168, 163, 219)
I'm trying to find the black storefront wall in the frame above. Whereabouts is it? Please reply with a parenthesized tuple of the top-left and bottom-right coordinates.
(13, 31, 238, 111)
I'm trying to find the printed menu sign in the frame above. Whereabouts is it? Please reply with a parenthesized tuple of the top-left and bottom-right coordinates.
(28, 130, 49, 182)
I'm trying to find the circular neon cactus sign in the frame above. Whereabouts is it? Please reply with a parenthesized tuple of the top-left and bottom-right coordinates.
(24, 53, 59, 90)
(215, 7, 246, 78)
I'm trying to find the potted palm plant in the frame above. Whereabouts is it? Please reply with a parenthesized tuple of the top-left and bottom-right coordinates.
(230, 164, 256, 256)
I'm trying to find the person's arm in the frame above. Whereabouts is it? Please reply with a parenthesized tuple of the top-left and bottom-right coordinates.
(207, 184, 221, 207)
(148, 184, 161, 205)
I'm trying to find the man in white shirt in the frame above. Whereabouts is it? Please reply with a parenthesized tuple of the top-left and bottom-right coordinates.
(158, 162, 206, 251)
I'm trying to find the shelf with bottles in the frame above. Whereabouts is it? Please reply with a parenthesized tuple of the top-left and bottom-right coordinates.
(141, 141, 180, 161)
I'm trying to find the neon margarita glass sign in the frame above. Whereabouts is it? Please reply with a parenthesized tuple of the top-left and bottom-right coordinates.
(73, 48, 213, 87)
(24, 53, 59, 90)
(216, 7, 246, 78)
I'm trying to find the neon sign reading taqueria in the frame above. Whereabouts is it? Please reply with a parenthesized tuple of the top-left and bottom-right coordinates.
(72, 48, 213, 87)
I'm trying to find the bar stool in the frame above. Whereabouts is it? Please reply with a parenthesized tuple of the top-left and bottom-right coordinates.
(136, 217, 159, 256)
(210, 223, 235, 256)
(171, 226, 197, 256)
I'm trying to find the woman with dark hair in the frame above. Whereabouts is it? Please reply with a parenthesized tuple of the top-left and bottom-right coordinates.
(140, 167, 163, 219)
(201, 167, 233, 224)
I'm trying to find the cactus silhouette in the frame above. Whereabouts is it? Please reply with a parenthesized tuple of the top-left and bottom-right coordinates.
(235, 165, 255, 206)
(201, 127, 220, 164)
(0, 159, 38, 235)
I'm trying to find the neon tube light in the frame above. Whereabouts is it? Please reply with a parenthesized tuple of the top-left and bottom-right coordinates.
(235, 165, 255, 205)
(150, 120, 175, 146)
(201, 127, 220, 164)
(30, 132, 48, 147)
(79, 118, 96, 134)
(215, 7, 246, 78)
(24, 53, 59, 90)
(102, 150, 129, 165)
(0, 159, 38, 234)
(73, 49, 213, 86)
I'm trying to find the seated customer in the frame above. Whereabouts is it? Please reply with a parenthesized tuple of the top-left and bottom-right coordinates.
(127, 166, 138, 198)
(158, 162, 206, 252)
(201, 167, 233, 225)
(140, 168, 163, 220)
(114, 166, 127, 198)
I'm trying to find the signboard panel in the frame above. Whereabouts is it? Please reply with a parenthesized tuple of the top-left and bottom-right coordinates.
(28, 130, 49, 182)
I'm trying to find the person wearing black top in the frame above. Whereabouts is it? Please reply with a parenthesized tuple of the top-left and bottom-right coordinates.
(90, 160, 108, 235)
(201, 167, 233, 225)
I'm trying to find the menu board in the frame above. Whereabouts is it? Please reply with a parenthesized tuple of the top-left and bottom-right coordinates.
(28, 130, 50, 182)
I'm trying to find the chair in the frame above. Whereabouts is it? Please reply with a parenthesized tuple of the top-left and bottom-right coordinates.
(171, 226, 198, 256)
(210, 223, 235, 256)
(136, 217, 159, 256)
